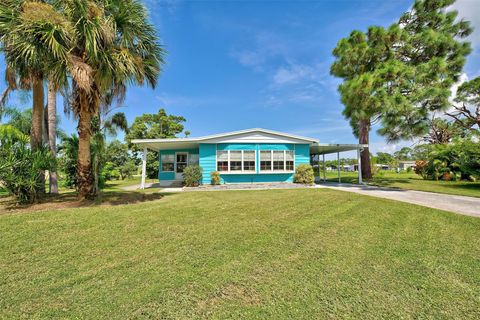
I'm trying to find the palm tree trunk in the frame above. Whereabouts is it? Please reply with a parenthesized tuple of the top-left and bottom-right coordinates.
(358, 118, 372, 180)
(47, 83, 58, 194)
(31, 76, 45, 197)
(77, 90, 95, 199)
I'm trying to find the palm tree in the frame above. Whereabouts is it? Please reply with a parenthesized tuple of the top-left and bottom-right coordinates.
(59, 0, 165, 199)
(0, 0, 73, 196)
(91, 109, 129, 194)
(47, 81, 59, 193)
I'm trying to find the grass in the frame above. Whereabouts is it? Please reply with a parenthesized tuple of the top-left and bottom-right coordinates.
(1, 188, 479, 318)
(321, 170, 480, 198)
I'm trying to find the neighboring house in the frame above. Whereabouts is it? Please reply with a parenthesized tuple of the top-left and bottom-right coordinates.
(398, 161, 416, 171)
(132, 128, 366, 187)
(375, 164, 390, 171)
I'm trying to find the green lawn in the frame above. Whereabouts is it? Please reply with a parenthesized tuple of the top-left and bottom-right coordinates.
(321, 170, 480, 198)
(1, 189, 479, 318)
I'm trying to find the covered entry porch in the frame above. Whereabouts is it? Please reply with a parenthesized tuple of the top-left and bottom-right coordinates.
(310, 144, 368, 184)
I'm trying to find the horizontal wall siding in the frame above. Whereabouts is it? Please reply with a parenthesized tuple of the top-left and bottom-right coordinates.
(158, 148, 199, 181)
(196, 142, 311, 184)
(217, 143, 257, 151)
(295, 144, 310, 166)
(199, 144, 216, 184)
(258, 143, 294, 151)
(220, 173, 293, 183)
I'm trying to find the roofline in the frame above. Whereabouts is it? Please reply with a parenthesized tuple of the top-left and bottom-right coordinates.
(131, 128, 319, 144)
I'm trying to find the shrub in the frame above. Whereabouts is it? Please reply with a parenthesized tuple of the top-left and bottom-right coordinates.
(0, 125, 56, 203)
(211, 171, 221, 185)
(183, 165, 202, 187)
(294, 164, 314, 184)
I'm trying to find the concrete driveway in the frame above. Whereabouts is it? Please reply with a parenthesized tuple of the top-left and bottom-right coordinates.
(316, 183, 480, 217)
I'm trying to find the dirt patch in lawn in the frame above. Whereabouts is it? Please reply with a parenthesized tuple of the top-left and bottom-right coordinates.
(197, 283, 262, 311)
(0, 190, 167, 214)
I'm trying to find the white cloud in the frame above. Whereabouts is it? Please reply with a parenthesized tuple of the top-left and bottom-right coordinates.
(230, 31, 289, 71)
(450, 0, 480, 48)
(155, 92, 225, 109)
(273, 64, 316, 85)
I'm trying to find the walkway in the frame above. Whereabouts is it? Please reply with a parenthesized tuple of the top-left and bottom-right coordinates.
(315, 183, 480, 217)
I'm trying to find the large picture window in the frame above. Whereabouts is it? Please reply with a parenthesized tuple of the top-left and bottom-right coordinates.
(273, 151, 284, 170)
(260, 151, 272, 171)
(217, 150, 257, 173)
(259, 150, 295, 172)
(243, 151, 256, 171)
(217, 151, 228, 171)
(161, 154, 174, 172)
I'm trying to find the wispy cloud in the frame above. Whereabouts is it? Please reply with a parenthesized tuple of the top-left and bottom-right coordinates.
(450, 0, 480, 49)
(155, 92, 225, 109)
(230, 30, 289, 72)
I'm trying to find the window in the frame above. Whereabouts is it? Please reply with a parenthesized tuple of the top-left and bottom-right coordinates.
(260, 151, 272, 171)
(176, 153, 188, 173)
(243, 151, 256, 171)
(189, 154, 199, 166)
(161, 154, 174, 172)
(217, 151, 228, 171)
(273, 151, 285, 171)
(260, 150, 295, 172)
(217, 150, 256, 172)
(286, 151, 294, 171)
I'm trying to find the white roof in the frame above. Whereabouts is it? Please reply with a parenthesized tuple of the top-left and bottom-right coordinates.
(132, 128, 319, 151)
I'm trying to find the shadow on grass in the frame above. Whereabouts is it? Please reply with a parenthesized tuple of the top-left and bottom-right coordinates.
(0, 188, 176, 214)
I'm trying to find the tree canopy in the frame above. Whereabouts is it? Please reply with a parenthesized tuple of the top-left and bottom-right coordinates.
(126, 108, 186, 178)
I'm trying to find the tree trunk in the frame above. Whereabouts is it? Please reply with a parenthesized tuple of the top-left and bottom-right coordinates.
(31, 76, 45, 197)
(31, 77, 44, 150)
(358, 118, 372, 180)
(77, 90, 95, 200)
(48, 83, 58, 194)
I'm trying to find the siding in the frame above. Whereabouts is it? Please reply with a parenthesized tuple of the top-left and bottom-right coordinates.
(197, 143, 311, 184)
(158, 148, 199, 181)
(295, 144, 310, 166)
(199, 144, 216, 184)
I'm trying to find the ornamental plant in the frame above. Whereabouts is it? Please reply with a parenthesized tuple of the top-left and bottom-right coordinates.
(183, 165, 202, 187)
(294, 164, 315, 185)
(211, 171, 221, 185)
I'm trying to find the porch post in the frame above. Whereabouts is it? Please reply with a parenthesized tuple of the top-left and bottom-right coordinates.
(317, 155, 320, 182)
(141, 147, 147, 189)
(357, 147, 363, 184)
(337, 151, 341, 183)
(322, 154, 326, 182)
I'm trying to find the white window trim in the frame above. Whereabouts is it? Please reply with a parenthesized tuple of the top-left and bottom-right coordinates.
(160, 153, 175, 172)
(259, 150, 295, 174)
(174, 152, 189, 174)
(216, 150, 257, 174)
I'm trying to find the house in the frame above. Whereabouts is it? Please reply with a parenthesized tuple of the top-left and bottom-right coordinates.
(375, 164, 390, 171)
(132, 128, 367, 187)
(398, 160, 416, 171)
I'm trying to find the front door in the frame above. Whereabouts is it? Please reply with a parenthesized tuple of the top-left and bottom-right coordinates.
(175, 152, 188, 180)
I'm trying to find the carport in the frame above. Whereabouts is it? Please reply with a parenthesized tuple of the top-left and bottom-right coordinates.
(310, 143, 368, 184)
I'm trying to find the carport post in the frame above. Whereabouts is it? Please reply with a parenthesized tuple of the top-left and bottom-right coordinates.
(141, 147, 147, 189)
(322, 154, 326, 182)
(337, 152, 341, 183)
(357, 147, 363, 184)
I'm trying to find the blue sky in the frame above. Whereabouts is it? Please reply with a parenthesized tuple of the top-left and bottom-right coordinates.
(2, 0, 480, 158)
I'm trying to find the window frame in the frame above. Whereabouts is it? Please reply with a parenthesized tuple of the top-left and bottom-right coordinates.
(259, 150, 295, 173)
(216, 150, 257, 174)
(160, 153, 175, 172)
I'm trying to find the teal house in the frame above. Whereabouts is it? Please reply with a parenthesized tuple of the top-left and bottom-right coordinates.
(132, 128, 366, 187)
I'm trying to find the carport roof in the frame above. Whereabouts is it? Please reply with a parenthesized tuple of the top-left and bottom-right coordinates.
(310, 143, 368, 155)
